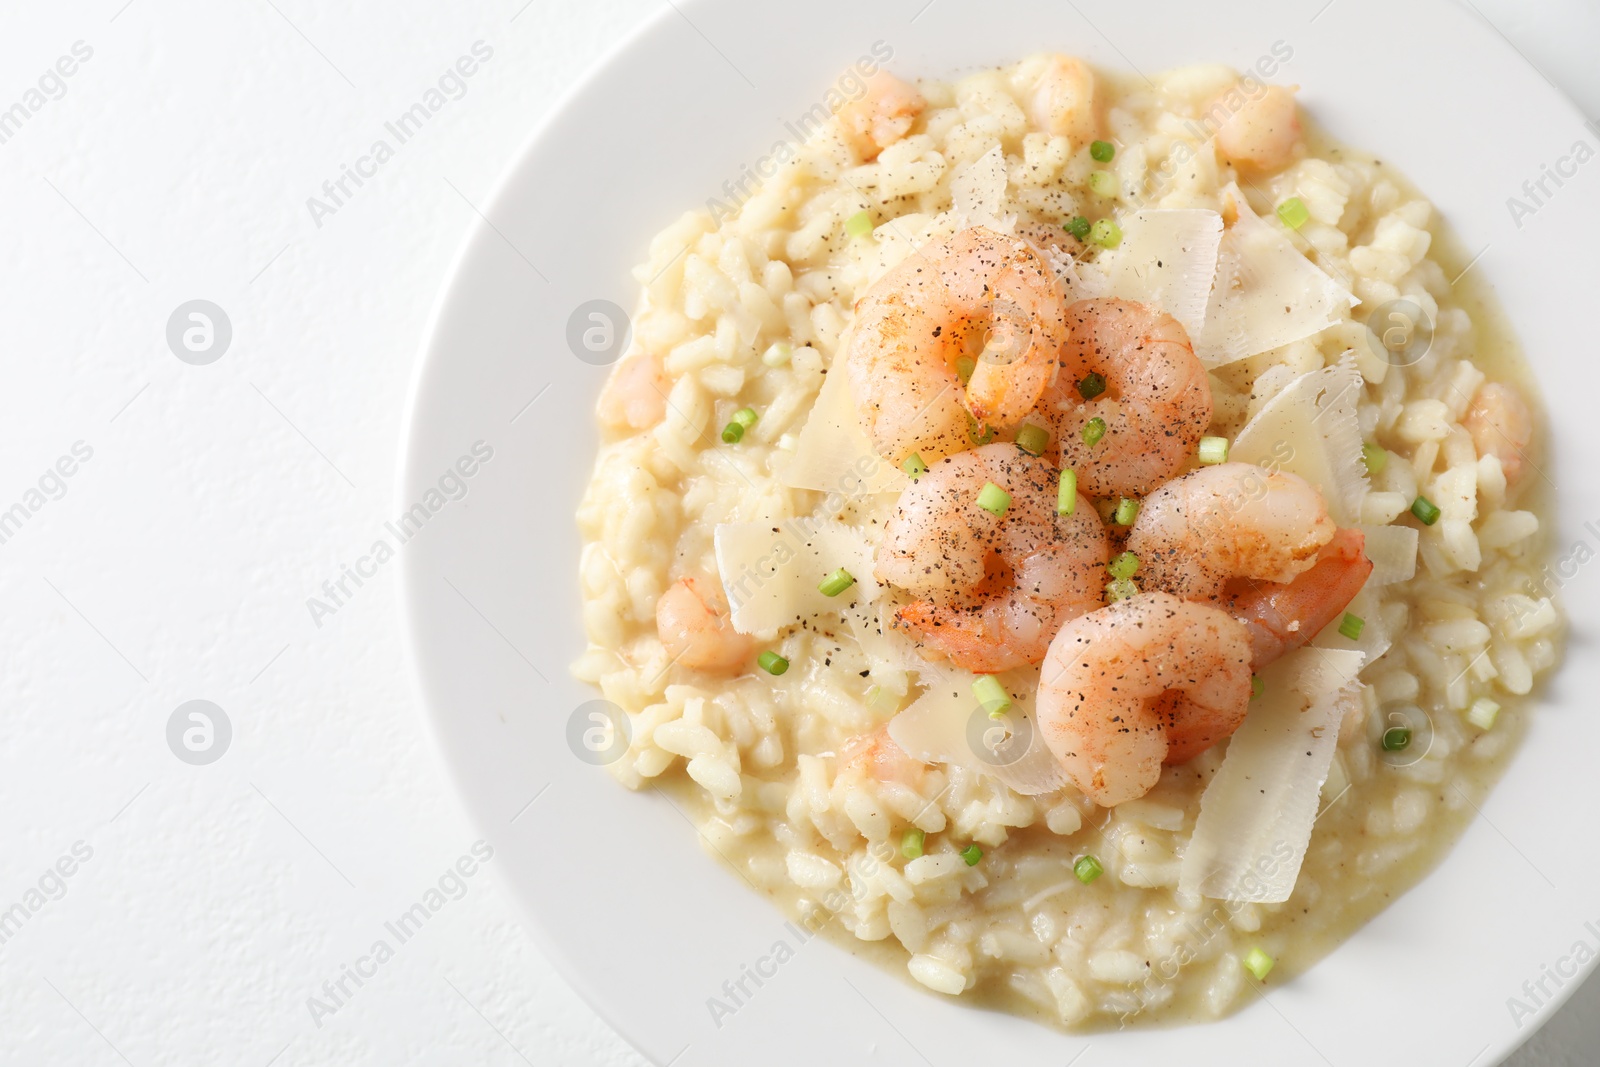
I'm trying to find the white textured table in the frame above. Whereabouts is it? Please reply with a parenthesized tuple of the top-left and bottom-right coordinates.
(1, 2, 1592, 1064)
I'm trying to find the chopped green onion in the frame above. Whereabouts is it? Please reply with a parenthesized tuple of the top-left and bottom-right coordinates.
(973, 675, 1011, 717)
(1057, 469, 1078, 516)
(1275, 197, 1310, 230)
(1114, 497, 1140, 526)
(1251, 674, 1264, 700)
(1467, 697, 1501, 731)
(1362, 441, 1388, 475)
(1338, 613, 1365, 640)
(1381, 726, 1411, 752)
(956, 355, 976, 383)
(818, 567, 855, 597)
(1090, 139, 1116, 162)
(1065, 215, 1091, 240)
(845, 209, 873, 237)
(902, 453, 928, 478)
(1087, 170, 1120, 198)
(960, 844, 984, 866)
(731, 407, 758, 429)
(1198, 435, 1230, 465)
(1105, 576, 1137, 602)
(901, 828, 925, 859)
(762, 342, 792, 367)
(1108, 552, 1140, 580)
(977, 482, 1011, 517)
(1410, 495, 1441, 526)
(1015, 423, 1050, 456)
(1089, 218, 1122, 248)
(1243, 947, 1275, 981)
(757, 650, 789, 675)
(1082, 417, 1107, 447)
(1073, 855, 1103, 884)
(1077, 372, 1107, 400)
(968, 415, 996, 445)
(721, 422, 745, 444)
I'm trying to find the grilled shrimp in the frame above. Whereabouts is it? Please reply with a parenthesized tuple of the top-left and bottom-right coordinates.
(1033, 298, 1213, 498)
(1222, 527, 1374, 667)
(1036, 592, 1254, 807)
(835, 71, 925, 161)
(655, 578, 753, 673)
(876, 442, 1110, 673)
(597, 351, 669, 431)
(1463, 381, 1534, 488)
(1212, 83, 1302, 171)
(846, 227, 1071, 466)
(1029, 55, 1100, 146)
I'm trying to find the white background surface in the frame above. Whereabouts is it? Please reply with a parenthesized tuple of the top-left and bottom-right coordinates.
(0, 2, 1594, 1065)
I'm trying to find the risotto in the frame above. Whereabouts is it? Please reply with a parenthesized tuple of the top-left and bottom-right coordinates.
(571, 52, 1561, 1028)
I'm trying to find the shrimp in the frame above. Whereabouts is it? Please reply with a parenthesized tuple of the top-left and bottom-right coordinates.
(1222, 527, 1374, 667)
(847, 227, 1071, 466)
(597, 352, 669, 431)
(835, 71, 925, 162)
(1036, 592, 1254, 807)
(1463, 381, 1533, 487)
(1125, 463, 1336, 601)
(1212, 83, 1302, 172)
(839, 725, 927, 788)
(1034, 298, 1213, 498)
(1029, 55, 1099, 146)
(655, 577, 753, 673)
(875, 442, 1109, 673)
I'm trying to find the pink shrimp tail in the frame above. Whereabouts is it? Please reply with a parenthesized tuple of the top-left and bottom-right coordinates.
(1224, 527, 1373, 669)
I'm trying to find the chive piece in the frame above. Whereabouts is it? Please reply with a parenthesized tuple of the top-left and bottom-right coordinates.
(956, 355, 976, 383)
(845, 209, 873, 237)
(1467, 697, 1501, 731)
(1066, 215, 1091, 240)
(1338, 613, 1365, 640)
(960, 844, 983, 866)
(757, 650, 789, 676)
(1381, 726, 1411, 752)
(1276, 197, 1310, 230)
(818, 568, 855, 597)
(977, 482, 1011, 517)
(1105, 576, 1137, 602)
(1057, 469, 1078, 516)
(1108, 552, 1139, 580)
(1251, 674, 1264, 699)
(1088, 170, 1119, 198)
(761, 341, 793, 367)
(1362, 441, 1388, 475)
(968, 415, 996, 445)
(1243, 947, 1275, 981)
(973, 675, 1011, 717)
(1077, 372, 1107, 400)
(1073, 855, 1103, 884)
(1114, 497, 1140, 526)
(1089, 218, 1122, 248)
(731, 407, 758, 429)
(1090, 139, 1115, 162)
(1410, 495, 1441, 526)
(901, 828, 925, 860)
(721, 422, 745, 444)
(902, 453, 928, 478)
(1198, 435, 1230, 465)
(1082, 417, 1107, 447)
(1015, 423, 1050, 456)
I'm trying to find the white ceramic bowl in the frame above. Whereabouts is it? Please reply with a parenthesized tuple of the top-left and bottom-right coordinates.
(400, 1, 1600, 1062)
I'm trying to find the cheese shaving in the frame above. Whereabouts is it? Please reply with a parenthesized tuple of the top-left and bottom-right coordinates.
(713, 518, 882, 635)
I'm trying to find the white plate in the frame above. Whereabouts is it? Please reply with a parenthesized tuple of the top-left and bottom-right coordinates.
(400, 1, 1600, 1063)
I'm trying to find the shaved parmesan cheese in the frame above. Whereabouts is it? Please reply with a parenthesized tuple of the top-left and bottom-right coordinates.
(1360, 524, 1420, 587)
(1231, 356, 1369, 526)
(1088, 209, 1222, 338)
(779, 354, 906, 496)
(1198, 184, 1358, 367)
(888, 672, 1069, 796)
(714, 518, 882, 635)
(950, 146, 1015, 233)
(1178, 647, 1365, 902)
